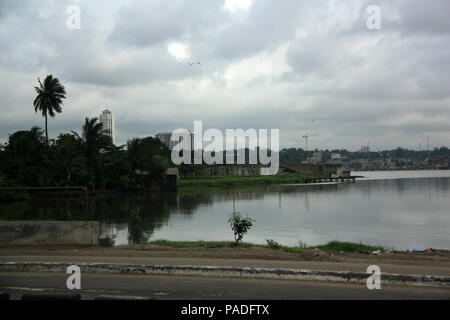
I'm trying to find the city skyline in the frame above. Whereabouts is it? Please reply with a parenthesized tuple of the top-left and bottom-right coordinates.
(0, 0, 449, 151)
(1, 106, 447, 153)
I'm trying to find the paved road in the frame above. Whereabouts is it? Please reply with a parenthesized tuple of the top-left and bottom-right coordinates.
(0, 272, 449, 300)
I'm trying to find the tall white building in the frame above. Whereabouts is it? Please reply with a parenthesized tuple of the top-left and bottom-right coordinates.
(100, 109, 115, 145)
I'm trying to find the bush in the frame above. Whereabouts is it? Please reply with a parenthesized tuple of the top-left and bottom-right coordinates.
(266, 239, 281, 249)
(228, 212, 254, 245)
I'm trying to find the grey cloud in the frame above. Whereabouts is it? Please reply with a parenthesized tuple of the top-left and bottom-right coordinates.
(109, 0, 226, 47)
(394, 0, 450, 35)
(0, 0, 449, 150)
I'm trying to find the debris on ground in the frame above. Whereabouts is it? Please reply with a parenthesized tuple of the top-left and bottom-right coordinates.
(311, 248, 325, 257)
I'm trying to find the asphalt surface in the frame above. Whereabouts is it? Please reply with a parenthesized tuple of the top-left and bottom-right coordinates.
(0, 272, 449, 300)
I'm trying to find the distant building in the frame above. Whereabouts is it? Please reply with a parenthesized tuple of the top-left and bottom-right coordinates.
(327, 153, 343, 165)
(155, 132, 172, 149)
(156, 131, 194, 150)
(360, 145, 370, 153)
(331, 153, 341, 160)
(302, 151, 322, 164)
(312, 152, 322, 163)
(291, 163, 345, 178)
(100, 109, 115, 145)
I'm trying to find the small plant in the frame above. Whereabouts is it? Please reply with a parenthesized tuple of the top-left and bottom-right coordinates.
(266, 239, 281, 249)
(228, 212, 254, 245)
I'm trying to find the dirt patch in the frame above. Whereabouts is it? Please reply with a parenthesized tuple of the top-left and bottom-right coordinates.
(1, 244, 450, 268)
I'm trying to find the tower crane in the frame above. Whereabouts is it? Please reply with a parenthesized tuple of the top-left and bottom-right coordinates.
(302, 133, 319, 152)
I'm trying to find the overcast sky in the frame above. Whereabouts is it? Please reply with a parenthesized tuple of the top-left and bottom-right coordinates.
(0, 0, 449, 151)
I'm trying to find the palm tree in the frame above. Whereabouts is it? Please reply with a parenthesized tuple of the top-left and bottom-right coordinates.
(33, 75, 66, 143)
(72, 117, 111, 161)
(126, 138, 142, 170)
(72, 118, 111, 189)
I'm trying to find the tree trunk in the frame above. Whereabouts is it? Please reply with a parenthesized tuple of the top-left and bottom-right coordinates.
(45, 111, 48, 144)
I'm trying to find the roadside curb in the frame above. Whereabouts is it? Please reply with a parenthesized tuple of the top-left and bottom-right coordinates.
(1, 262, 449, 288)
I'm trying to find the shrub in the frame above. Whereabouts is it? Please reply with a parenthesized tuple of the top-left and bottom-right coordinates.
(228, 212, 254, 245)
(266, 239, 281, 249)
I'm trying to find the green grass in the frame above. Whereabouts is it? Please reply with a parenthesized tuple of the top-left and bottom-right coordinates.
(149, 240, 259, 249)
(147, 240, 385, 254)
(178, 174, 319, 188)
(315, 240, 385, 253)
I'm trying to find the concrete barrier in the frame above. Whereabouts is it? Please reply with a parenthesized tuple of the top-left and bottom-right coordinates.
(0, 221, 99, 246)
(0, 262, 448, 288)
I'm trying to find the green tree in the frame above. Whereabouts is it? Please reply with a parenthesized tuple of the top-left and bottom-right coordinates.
(126, 138, 143, 171)
(72, 117, 111, 189)
(228, 212, 254, 245)
(54, 133, 85, 186)
(73, 117, 111, 161)
(1, 127, 51, 187)
(33, 75, 66, 143)
(126, 137, 168, 189)
(101, 145, 131, 190)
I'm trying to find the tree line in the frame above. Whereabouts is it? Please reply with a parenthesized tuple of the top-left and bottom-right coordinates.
(279, 147, 450, 166)
(0, 121, 170, 192)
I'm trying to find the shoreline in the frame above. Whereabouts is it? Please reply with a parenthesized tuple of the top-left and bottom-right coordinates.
(177, 174, 322, 189)
(146, 240, 388, 254)
(3, 169, 450, 198)
(1, 240, 448, 255)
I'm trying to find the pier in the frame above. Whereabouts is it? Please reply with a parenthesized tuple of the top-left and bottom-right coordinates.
(302, 176, 364, 183)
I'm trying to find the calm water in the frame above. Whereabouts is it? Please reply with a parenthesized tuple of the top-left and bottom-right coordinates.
(1, 170, 449, 250)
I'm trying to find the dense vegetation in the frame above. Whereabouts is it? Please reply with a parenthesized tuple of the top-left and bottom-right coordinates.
(0, 120, 170, 194)
(279, 146, 450, 165)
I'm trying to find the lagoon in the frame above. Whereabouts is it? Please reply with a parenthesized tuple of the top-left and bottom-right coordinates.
(1, 170, 449, 250)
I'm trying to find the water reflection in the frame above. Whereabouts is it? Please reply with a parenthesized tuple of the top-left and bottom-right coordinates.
(1, 174, 449, 249)
(0, 193, 172, 246)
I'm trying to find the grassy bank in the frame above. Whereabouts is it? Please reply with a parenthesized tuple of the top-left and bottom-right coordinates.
(148, 240, 385, 254)
(178, 174, 319, 188)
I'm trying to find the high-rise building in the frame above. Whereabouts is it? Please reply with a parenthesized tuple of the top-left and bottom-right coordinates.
(155, 132, 172, 149)
(100, 109, 115, 145)
(156, 131, 194, 150)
